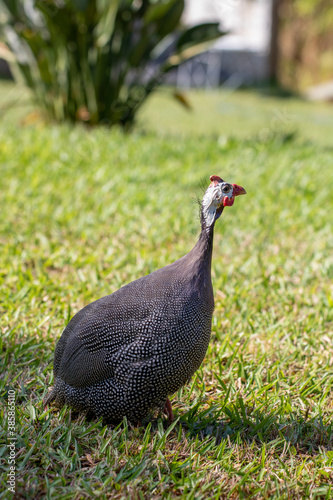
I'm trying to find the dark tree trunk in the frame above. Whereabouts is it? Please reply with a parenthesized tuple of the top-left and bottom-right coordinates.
(269, 0, 280, 85)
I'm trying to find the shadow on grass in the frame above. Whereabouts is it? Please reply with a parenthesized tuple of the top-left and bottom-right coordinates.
(179, 402, 333, 454)
(38, 392, 333, 455)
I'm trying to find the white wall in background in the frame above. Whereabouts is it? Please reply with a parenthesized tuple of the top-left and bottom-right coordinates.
(183, 0, 272, 53)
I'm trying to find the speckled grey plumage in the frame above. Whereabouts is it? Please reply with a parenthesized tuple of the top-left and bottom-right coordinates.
(44, 181, 233, 423)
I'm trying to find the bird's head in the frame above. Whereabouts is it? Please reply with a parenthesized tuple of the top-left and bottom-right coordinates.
(201, 175, 246, 228)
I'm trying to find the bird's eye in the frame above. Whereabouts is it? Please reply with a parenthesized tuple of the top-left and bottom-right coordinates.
(222, 185, 230, 193)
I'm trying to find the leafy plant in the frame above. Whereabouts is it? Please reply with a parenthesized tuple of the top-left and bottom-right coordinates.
(0, 0, 225, 127)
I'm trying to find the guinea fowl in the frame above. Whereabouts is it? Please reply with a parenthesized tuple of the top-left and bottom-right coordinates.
(44, 175, 246, 424)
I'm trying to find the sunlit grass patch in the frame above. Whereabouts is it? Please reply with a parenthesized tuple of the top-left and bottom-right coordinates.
(1, 88, 333, 498)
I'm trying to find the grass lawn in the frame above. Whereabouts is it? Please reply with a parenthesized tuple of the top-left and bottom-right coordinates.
(1, 81, 333, 498)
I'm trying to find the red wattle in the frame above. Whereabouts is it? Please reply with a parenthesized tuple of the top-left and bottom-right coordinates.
(223, 196, 234, 207)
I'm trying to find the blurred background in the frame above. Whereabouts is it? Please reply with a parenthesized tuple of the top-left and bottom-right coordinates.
(179, 0, 333, 93)
(0, 0, 332, 130)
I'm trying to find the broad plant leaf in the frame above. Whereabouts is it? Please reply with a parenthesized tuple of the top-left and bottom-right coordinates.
(177, 23, 228, 53)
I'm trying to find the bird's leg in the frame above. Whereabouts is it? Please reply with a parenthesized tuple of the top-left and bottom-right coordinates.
(163, 398, 174, 425)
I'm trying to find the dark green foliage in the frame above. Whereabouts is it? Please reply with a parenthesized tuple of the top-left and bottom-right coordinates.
(0, 0, 225, 127)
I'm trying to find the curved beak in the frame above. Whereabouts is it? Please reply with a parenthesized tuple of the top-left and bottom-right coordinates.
(232, 184, 246, 197)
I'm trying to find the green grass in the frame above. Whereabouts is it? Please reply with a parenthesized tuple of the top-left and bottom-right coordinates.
(1, 82, 333, 498)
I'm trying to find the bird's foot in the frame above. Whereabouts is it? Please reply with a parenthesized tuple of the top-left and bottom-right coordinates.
(163, 398, 174, 425)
